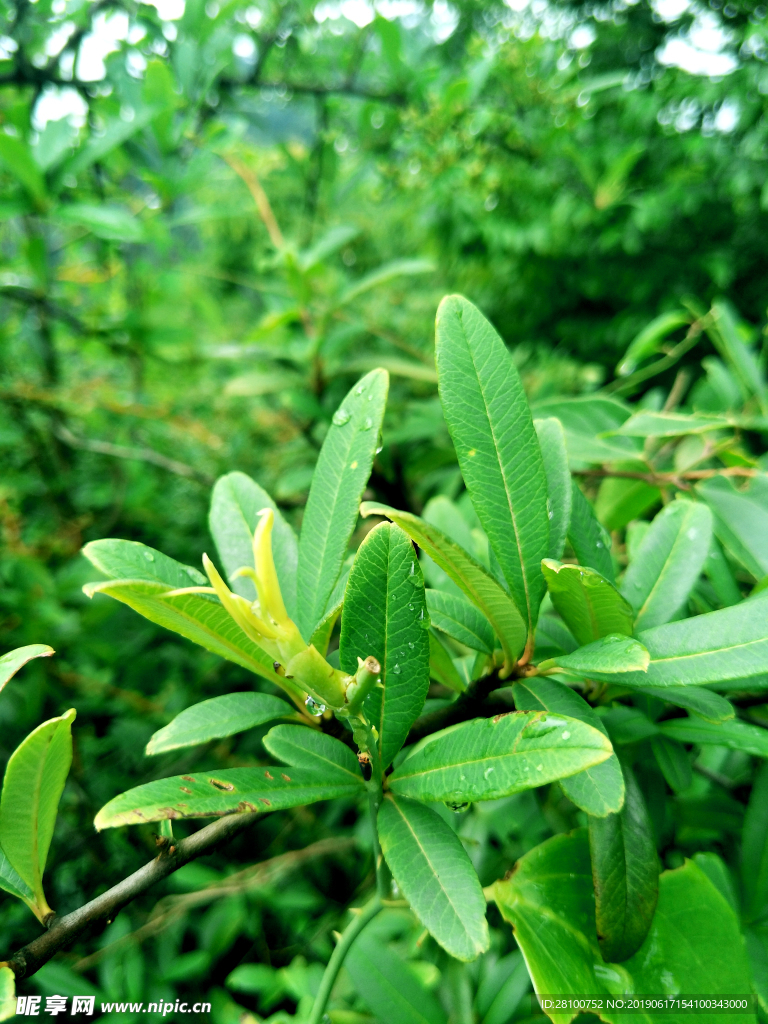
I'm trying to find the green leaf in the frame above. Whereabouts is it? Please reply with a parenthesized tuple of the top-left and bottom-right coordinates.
(0, 965, 14, 1022)
(616, 310, 691, 376)
(659, 716, 768, 757)
(337, 258, 435, 307)
(0, 644, 54, 693)
(607, 592, 768, 689)
(541, 560, 633, 647)
(83, 538, 207, 588)
(709, 300, 767, 410)
(651, 735, 693, 793)
(568, 481, 615, 581)
(475, 952, 530, 1024)
(263, 724, 364, 786)
(491, 831, 754, 1024)
(428, 631, 467, 693)
(61, 106, 162, 179)
(436, 296, 549, 637)
(512, 677, 624, 816)
(588, 765, 659, 961)
(0, 709, 76, 908)
(146, 693, 295, 755)
(594, 474, 661, 532)
(535, 615, 578, 659)
(94, 766, 361, 829)
(297, 369, 389, 639)
(345, 931, 448, 1024)
(612, 411, 728, 437)
(698, 476, 768, 579)
(704, 536, 742, 607)
(209, 472, 298, 619)
(378, 794, 489, 960)
(0, 134, 47, 206)
(388, 711, 613, 804)
(621, 500, 713, 630)
(546, 634, 649, 675)
(742, 763, 768, 923)
(425, 590, 494, 654)
(636, 685, 734, 723)
(83, 580, 289, 693)
(361, 503, 526, 672)
(534, 417, 572, 560)
(0, 848, 34, 904)
(53, 203, 144, 242)
(533, 395, 637, 467)
(339, 522, 430, 769)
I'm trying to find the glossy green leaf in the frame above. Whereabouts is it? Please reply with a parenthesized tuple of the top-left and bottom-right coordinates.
(534, 417, 571, 560)
(146, 693, 296, 755)
(0, 709, 76, 906)
(83, 538, 207, 588)
(0, 645, 54, 693)
(621, 500, 713, 630)
(567, 482, 615, 581)
(659, 716, 768, 757)
(597, 591, 768, 689)
(491, 830, 755, 1024)
(588, 765, 659, 961)
(209, 471, 298, 618)
(512, 677, 624, 816)
(94, 766, 361, 829)
(263, 724, 364, 786)
(339, 522, 430, 769)
(475, 952, 530, 1024)
(345, 931, 447, 1024)
(388, 711, 612, 804)
(378, 794, 489, 960)
(541, 560, 633, 646)
(547, 634, 649, 675)
(0, 965, 14, 1022)
(428, 630, 467, 693)
(361, 503, 526, 672)
(741, 763, 768, 923)
(84, 580, 290, 693)
(297, 368, 389, 639)
(698, 476, 768, 579)
(425, 590, 494, 654)
(612, 411, 727, 437)
(435, 295, 549, 635)
(534, 614, 578, 659)
(651, 736, 693, 792)
(0, 848, 34, 904)
(635, 685, 734, 724)
(594, 473, 661, 533)
(616, 310, 691, 376)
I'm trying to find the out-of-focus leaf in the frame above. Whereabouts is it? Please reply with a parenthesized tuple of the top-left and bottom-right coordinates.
(742, 762, 768, 923)
(621, 499, 713, 630)
(588, 766, 658, 961)
(388, 712, 612, 804)
(568, 481, 615, 581)
(436, 295, 549, 637)
(534, 417, 571, 560)
(146, 693, 295, 755)
(53, 204, 144, 242)
(339, 522, 429, 769)
(0, 134, 47, 205)
(541, 560, 633, 646)
(659, 717, 768, 757)
(0, 965, 14, 1022)
(429, 630, 467, 693)
(0, 645, 54, 694)
(698, 476, 768, 579)
(594, 473, 661, 532)
(611, 411, 728, 437)
(513, 676, 624, 816)
(337, 258, 435, 306)
(425, 590, 494, 654)
(651, 735, 693, 792)
(616, 310, 691, 376)
(346, 931, 447, 1024)
(94, 767, 361, 828)
(297, 369, 389, 639)
(378, 794, 489, 960)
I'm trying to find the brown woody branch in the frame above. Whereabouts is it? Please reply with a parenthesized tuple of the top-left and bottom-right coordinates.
(3, 812, 262, 980)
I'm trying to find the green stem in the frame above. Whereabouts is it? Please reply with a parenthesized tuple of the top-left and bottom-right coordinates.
(307, 894, 382, 1024)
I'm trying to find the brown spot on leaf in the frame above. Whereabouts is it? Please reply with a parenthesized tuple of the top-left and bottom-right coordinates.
(281, 773, 291, 782)
(180, 787, 192, 794)
(264, 771, 274, 780)
(260, 798, 271, 806)
(238, 801, 257, 812)
(181, 776, 195, 782)
(208, 778, 235, 791)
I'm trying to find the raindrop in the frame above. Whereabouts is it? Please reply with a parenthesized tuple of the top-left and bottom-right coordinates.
(595, 540, 604, 549)
(484, 766, 495, 779)
(536, 764, 543, 771)
(144, 551, 155, 561)
(408, 641, 414, 649)
(355, 385, 364, 395)
(361, 416, 373, 430)
(393, 664, 401, 674)
(408, 603, 414, 611)
(333, 408, 351, 426)
(445, 801, 470, 813)
(367, 394, 373, 401)
(409, 562, 415, 575)
(562, 730, 571, 740)
(305, 696, 326, 716)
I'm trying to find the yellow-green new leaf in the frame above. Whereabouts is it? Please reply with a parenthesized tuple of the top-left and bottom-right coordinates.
(0, 965, 14, 1023)
(436, 296, 549, 637)
(0, 645, 54, 693)
(297, 369, 389, 640)
(545, 634, 649, 675)
(388, 712, 612, 804)
(361, 502, 525, 672)
(542, 559, 633, 647)
(378, 794, 489, 961)
(0, 709, 76, 914)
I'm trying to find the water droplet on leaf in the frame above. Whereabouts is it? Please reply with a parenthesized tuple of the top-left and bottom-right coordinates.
(305, 696, 326, 716)
(445, 801, 470, 813)
(144, 551, 154, 561)
(333, 408, 351, 426)
(393, 664, 401, 674)
(361, 416, 373, 430)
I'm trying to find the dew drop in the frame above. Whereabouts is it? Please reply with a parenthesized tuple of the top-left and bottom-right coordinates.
(333, 408, 351, 426)
(408, 641, 414, 649)
(409, 561, 415, 576)
(595, 540, 603, 549)
(144, 551, 154, 561)
(305, 696, 326, 716)
(361, 416, 373, 430)
(367, 394, 373, 401)
(536, 764, 543, 771)
(561, 730, 570, 740)
(355, 385, 364, 395)
(408, 603, 414, 611)
(393, 664, 401, 674)
(445, 801, 470, 813)
(483, 766, 495, 779)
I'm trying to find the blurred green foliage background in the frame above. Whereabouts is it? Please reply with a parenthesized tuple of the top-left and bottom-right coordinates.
(1, 0, 767, 1018)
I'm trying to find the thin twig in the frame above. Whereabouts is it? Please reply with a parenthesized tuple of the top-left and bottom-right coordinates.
(221, 154, 285, 250)
(54, 425, 213, 485)
(604, 316, 709, 396)
(3, 812, 264, 980)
